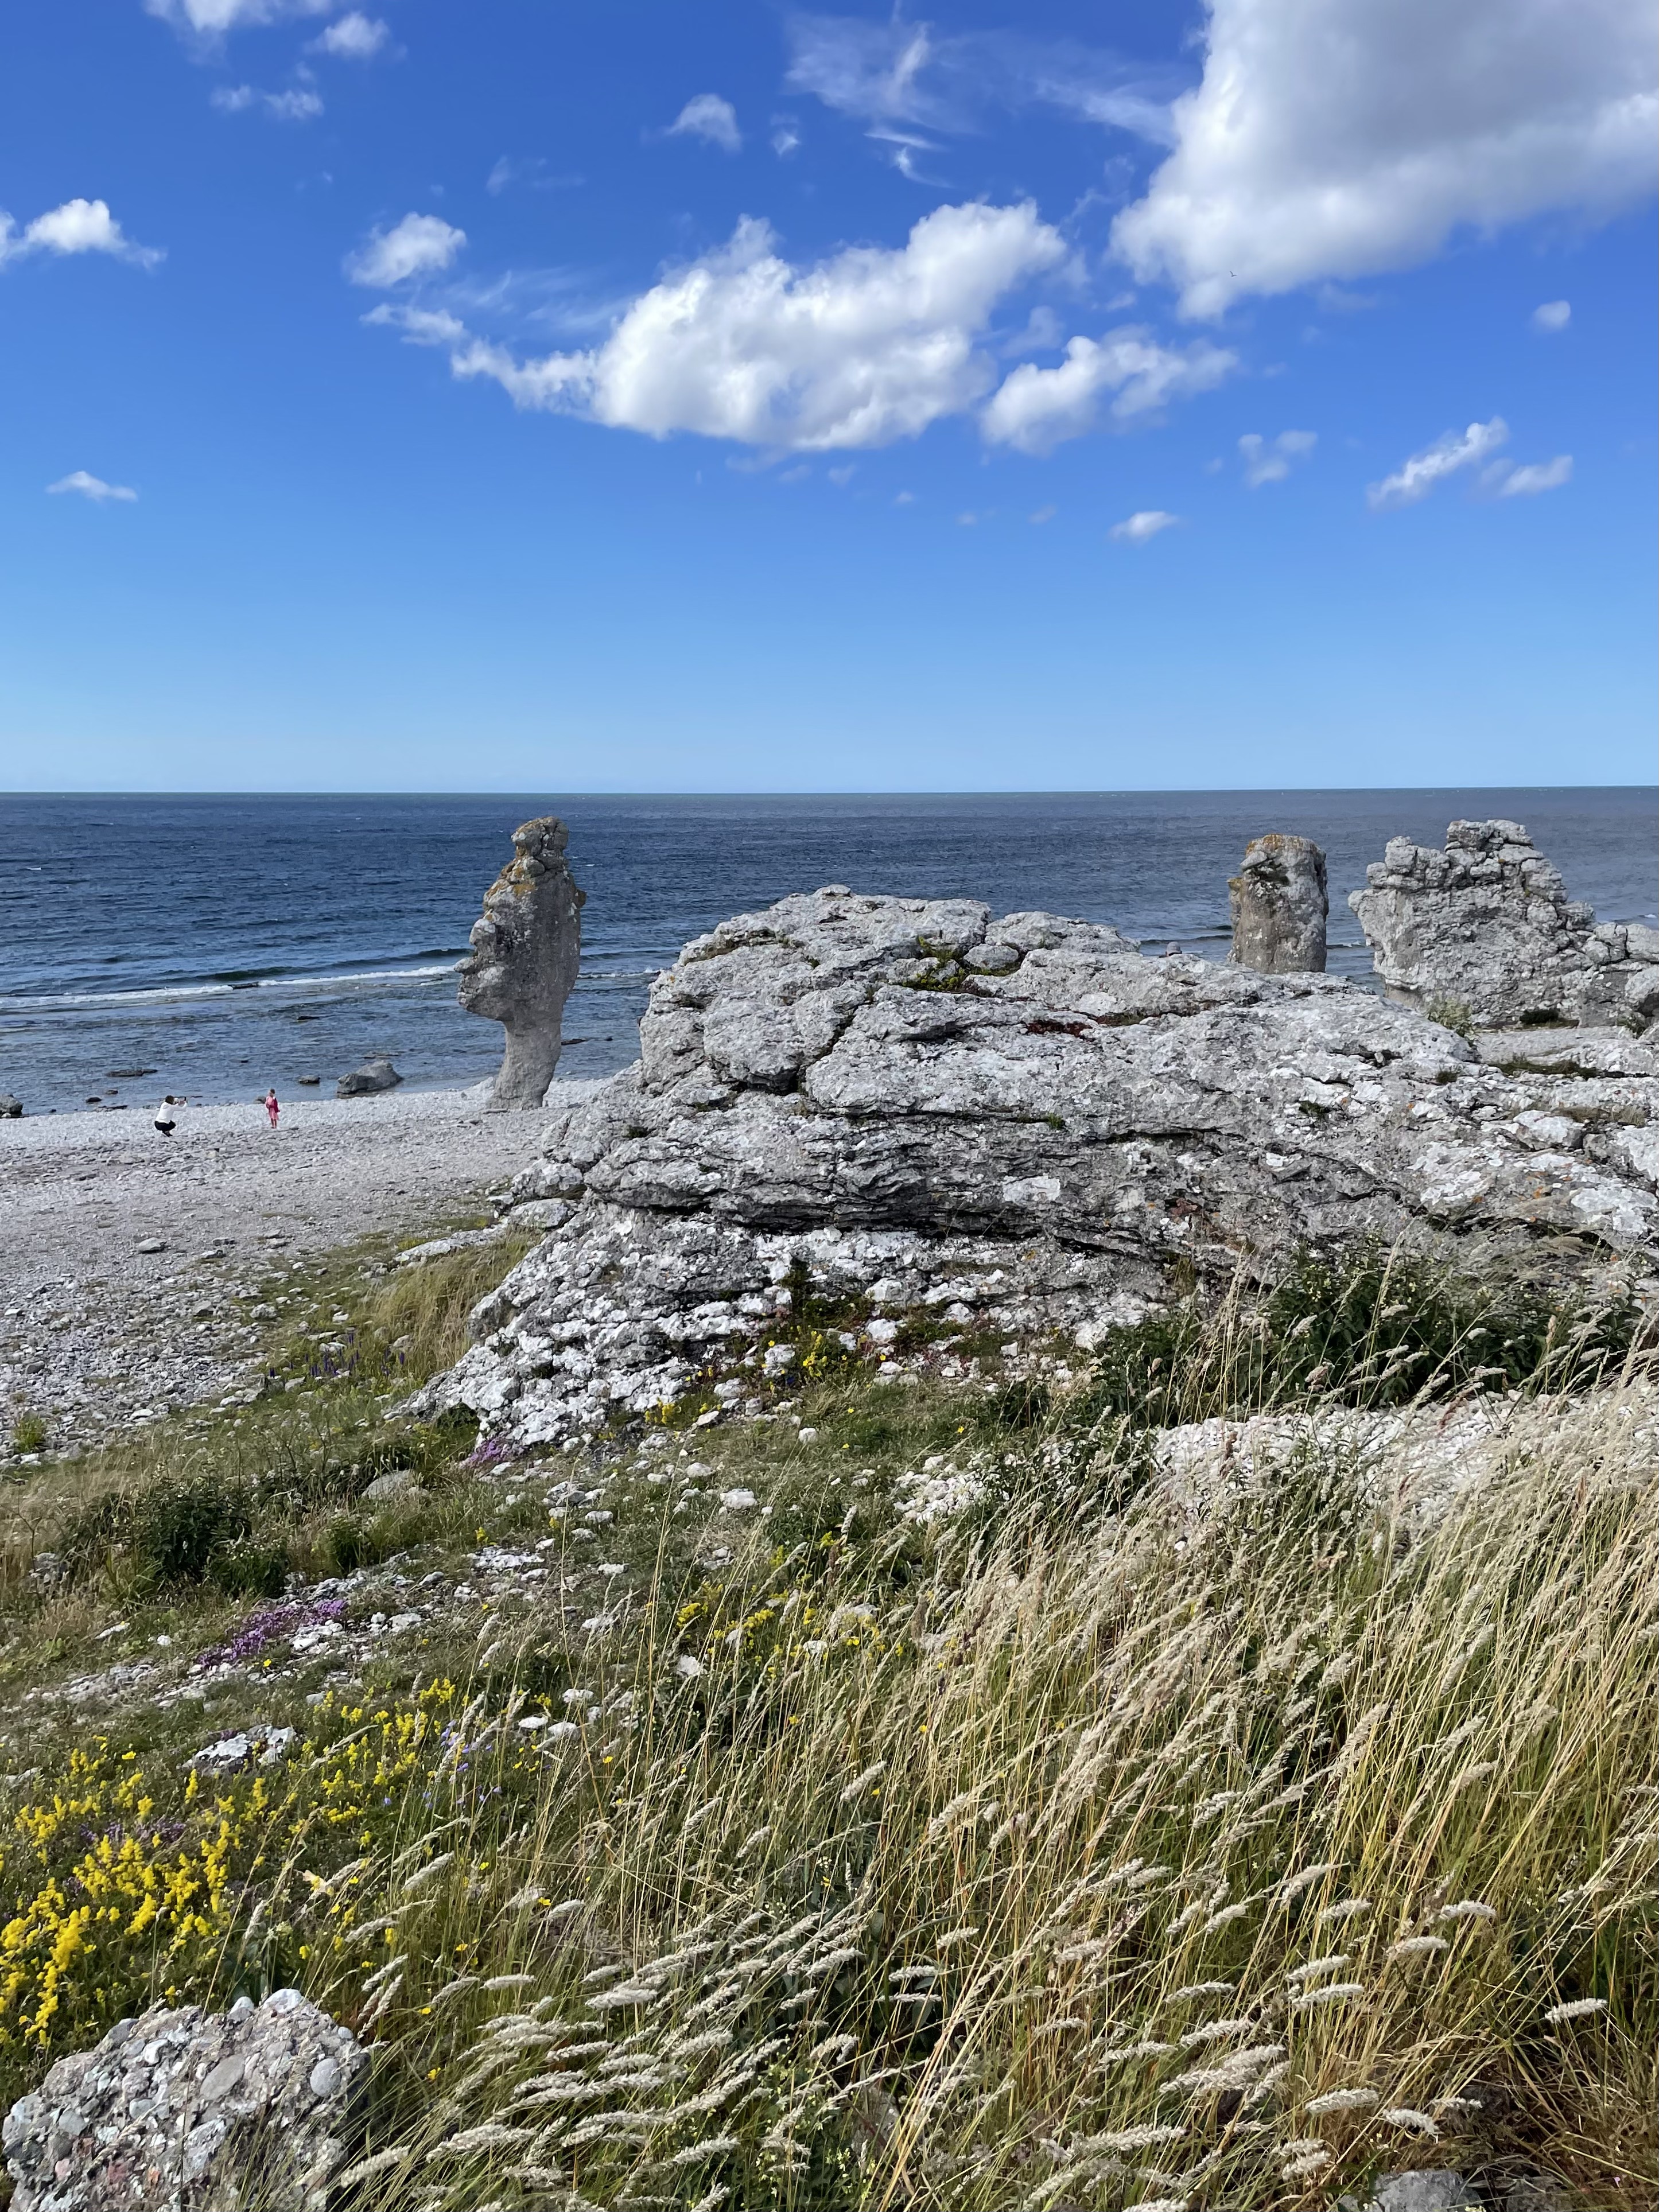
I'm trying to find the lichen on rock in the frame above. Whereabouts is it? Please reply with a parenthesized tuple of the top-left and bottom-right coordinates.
(1, 1989, 366, 2211)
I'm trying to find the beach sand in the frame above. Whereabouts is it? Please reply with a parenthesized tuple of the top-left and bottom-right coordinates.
(0, 1081, 599, 1451)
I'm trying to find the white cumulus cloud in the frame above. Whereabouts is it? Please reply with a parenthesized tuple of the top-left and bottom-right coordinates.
(1532, 298, 1572, 331)
(1494, 453, 1573, 495)
(980, 328, 1237, 453)
(48, 470, 138, 502)
(669, 94, 742, 153)
(1113, 0, 1658, 316)
(1239, 427, 1316, 484)
(313, 11, 389, 57)
(377, 201, 1069, 452)
(0, 198, 162, 270)
(346, 213, 466, 287)
(1367, 417, 1508, 508)
(1110, 509, 1180, 542)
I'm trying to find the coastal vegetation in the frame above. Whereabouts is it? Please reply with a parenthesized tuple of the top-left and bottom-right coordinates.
(0, 1237, 1652, 2209)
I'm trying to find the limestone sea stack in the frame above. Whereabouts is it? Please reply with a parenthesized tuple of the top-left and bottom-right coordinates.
(1229, 833, 1328, 973)
(1351, 818, 1659, 1031)
(459, 817, 585, 1109)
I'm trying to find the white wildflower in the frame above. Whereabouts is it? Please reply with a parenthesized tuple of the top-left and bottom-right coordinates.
(1544, 1997, 1609, 2024)
(673, 1654, 703, 1680)
(1381, 2106, 1440, 2137)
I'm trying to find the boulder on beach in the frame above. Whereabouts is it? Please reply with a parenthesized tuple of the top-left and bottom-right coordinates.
(410, 885, 1659, 1449)
(1351, 818, 1659, 1031)
(0, 1094, 22, 1119)
(1, 1988, 367, 2212)
(335, 1056, 402, 1097)
(458, 815, 585, 1109)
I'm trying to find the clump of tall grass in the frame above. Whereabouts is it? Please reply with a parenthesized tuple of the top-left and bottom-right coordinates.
(6, 1372, 1648, 2208)
(1074, 1240, 1642, 1431)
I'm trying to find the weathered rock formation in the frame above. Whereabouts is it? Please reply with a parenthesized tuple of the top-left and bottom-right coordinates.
(335, 1055, 402, 1098)
(1229, 833, 1327, 973)
(413, 888, 1659, 1450)
(1351, 819, 1659, 1031)
(459, 817, 585, 1109)
(2, 1989, 366, 2211)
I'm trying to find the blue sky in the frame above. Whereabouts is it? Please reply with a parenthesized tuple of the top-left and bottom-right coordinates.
(1, 0, 1654, 792)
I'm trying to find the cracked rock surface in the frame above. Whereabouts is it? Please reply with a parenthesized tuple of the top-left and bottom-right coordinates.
(1350, 817, 1659, 1030)
(412, 888, 1659, 1449)
(1, 1988, 366, 2211)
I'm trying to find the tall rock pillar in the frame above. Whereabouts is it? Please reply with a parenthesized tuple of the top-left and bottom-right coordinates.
(458, 817, 585, 1108)
(1229, 833, 1328, 973)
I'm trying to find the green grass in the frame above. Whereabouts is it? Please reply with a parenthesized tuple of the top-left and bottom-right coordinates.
(0, 1239, 1652, 2210)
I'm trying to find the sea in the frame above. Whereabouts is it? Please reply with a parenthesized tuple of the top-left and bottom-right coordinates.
(2, 790, 1654, 1118)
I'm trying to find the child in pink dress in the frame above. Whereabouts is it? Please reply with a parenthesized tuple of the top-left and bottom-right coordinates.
(265, 1088, 279, 1129)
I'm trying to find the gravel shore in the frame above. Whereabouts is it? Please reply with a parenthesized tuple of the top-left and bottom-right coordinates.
(0, 1082, 596, 1452)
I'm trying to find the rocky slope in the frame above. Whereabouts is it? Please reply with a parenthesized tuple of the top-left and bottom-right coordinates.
(415, 888, 1659, 1448)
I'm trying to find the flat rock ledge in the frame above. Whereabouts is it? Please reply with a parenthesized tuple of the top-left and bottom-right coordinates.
(2, 1989, 366, 2212)
(410, 889, 1659, 1451)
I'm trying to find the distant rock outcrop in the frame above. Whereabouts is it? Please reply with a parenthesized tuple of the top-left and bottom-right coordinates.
(1350, 818, 1659, 1031)
(459, 817, 585, 1109)
(336, 1055, 402, 1098)
(2, 1988, 366, 2211)
(1229, 833, 1327, 973)
(413, 888, 1659, 1450)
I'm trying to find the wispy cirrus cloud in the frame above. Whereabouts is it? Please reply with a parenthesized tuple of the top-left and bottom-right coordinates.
(1239, 428, 1316, 486)
(1493, 454, 1573, 496)
(1367, 418, 1508, 509)
(783, 10, 1181, 172)
(211, 83, 324, 119)
(0, 197, 162, 270)
(1110, 508, 1180, 543)
(146, 0, 332, 38)
(48, 470, 138, 503)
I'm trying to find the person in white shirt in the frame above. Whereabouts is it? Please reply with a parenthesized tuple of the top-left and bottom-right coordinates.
(153, 1095, 177, 1136)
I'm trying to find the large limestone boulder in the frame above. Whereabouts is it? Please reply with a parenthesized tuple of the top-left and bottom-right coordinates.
(412, 888, 1659, 1449)
(1229, 832, 1327, 973)
(459, 816, 585, 1108)
(1350, 818, 1659, 1031)
(2, 1989, 366, 2211)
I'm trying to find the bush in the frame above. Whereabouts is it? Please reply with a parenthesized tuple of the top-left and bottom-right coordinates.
(11, 1412, 48, 1455)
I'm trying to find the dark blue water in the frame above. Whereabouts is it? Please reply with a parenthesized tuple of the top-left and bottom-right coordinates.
(1, 791, 1653, 1116)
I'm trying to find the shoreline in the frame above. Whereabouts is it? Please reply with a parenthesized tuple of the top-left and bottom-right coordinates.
(0, 1079, 603, 1454)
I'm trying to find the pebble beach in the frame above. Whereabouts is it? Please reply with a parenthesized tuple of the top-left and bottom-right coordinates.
(0, 1083, 592, 1450)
